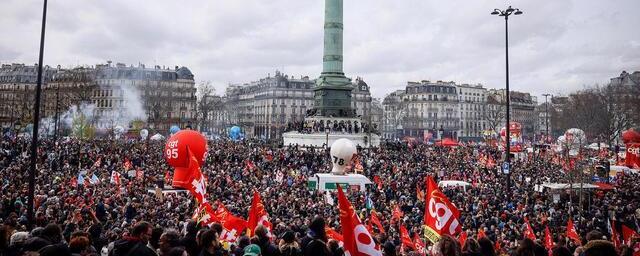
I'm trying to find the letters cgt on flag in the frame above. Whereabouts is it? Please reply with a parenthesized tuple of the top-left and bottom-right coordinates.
(423, 176, 461, 243)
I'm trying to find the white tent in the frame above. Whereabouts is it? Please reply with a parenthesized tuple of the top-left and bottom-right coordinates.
(439, 180, 472, 191)
(150, 133, 165, 141)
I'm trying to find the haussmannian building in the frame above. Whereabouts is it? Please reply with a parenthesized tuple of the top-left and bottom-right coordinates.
(398, 80, 461, 140)
(0, 63, 57, 130)
(455, 83, 488, 140)
(91, 62, 197, 133)
(487, 89, 538, 138)
(224, 71, 375, 139)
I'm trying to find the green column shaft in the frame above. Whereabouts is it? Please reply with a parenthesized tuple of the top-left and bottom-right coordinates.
(322, 0, 343, 75)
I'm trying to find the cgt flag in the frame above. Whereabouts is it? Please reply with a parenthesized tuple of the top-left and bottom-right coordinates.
(523, 217, 537, 241)
(544, 226, 554, 251)
(423, 175, 461, 243)
(337, 186, 382, 256)
(566, 218, 581, 245)
(247, 191, 272, 238)
(400, 225, 416, 251)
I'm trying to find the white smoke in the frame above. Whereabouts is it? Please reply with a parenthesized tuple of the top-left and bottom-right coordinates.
(116, 83, 146, 127)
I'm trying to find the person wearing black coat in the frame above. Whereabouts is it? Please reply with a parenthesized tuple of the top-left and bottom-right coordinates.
(300, 217, 330, 256)
(109, 222, 157, 256)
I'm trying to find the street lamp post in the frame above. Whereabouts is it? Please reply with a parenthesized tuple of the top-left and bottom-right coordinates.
(27, 0, 48, 229)
(543, 93, 551, 142)
(491, 6, 522, 194)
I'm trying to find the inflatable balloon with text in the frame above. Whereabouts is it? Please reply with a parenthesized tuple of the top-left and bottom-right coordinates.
(330, 138, 357, 175)
(164, 130, 208, 188)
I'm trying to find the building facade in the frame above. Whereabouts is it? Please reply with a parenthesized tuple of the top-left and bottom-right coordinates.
(0, 63, 56, 130)
(486, 89, 538, 138)
(455, 84, 487, 140)
(224, 71, 375, 139)
(381, 90, 405, 140)
(394, 80, 461, 140)
(91, 62, 197, 133)
(2, 62, 197, 136)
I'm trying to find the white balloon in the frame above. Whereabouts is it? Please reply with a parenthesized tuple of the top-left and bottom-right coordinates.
(140, 129, 149, 140)
(114, 126, 125, 134)
(330, 138, 357, 175)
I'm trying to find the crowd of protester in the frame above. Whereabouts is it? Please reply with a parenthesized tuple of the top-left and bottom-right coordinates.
(285, 119, 378, 135)
(0, 136, 639, 256)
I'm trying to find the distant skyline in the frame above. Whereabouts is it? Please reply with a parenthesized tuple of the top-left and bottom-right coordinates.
(1, 0, 639, 100)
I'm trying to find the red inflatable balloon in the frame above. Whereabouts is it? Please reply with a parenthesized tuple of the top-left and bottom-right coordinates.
(164, 130, 207, 169)
(622, 128, 640, 144)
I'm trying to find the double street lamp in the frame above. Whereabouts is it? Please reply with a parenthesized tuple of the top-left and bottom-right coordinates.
(491, 6, 522, 194)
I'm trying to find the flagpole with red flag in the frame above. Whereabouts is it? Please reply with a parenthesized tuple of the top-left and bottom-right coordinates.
(337, 186, 382, 256)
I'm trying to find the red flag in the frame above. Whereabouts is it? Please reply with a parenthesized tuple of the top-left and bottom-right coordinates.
(373, 175, 382, 190)
(458, 231, 468, 248)
(486, 156, 496, 169)
(622, 225, 639, 246)
(123, 160, 132, 171)
(392, 205, 404, 223)
(611, 220, 622, 249)
(413, 233, 426, 256)
(247, 191, 272, 237)
(495, 240, 501, 251)
(477, 228, 487, 240)
(566, 218, 581, 245)
(185, 151, 207, 204)
(245, 160, 256, 171)
(326, 226, 344, 246)
(337, 186, 382, 256)
(524, 217, 537, 240)
(544, 226, 554, 250)
(400, 225, 417, 250)
(221, 213, 248, 243)
(423, 175, 462, 243)
(369, 210, 385, 234)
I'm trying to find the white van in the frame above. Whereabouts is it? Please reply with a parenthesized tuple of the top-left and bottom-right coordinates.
(308, 173, 374, 192)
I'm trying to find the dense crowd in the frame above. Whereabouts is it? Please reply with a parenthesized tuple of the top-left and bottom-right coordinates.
(1, 136, 639, 256)
(285, 119, 378, 135)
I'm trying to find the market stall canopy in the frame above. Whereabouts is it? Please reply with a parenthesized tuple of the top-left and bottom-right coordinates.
(541, 183, 599, 190)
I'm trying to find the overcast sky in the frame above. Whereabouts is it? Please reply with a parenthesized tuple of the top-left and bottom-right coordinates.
(1, 0, 639, 100)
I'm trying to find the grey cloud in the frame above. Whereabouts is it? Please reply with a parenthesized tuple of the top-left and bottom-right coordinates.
(1, 0, 639, 100)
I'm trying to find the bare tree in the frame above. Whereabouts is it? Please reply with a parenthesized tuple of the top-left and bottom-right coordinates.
(195, 81, 217, 133)
(483, 100, 505, 132)
(600, 84, 635, 145)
